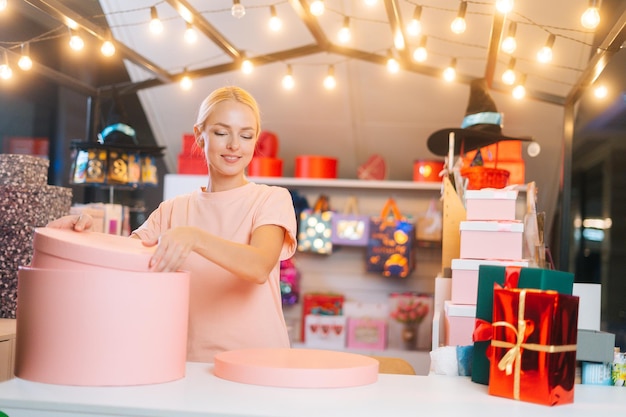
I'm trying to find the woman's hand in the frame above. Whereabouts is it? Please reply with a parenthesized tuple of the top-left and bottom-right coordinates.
(46, 213, 94, 232)
(143, 226, 200, 272)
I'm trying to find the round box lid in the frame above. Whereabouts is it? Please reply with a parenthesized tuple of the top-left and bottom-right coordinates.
(32, 227, 155, 272)
(214, 348, 378, 388)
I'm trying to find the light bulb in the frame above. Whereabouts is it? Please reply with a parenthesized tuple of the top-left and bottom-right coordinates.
(269, 6, 282, 31)
(69, 33, 84, 51)
(512, 84, 525, 99)
(443, 59, 456, 82)
(502, 68, 516, 85)
(150, 7, 163, 34)
(310, 0, 324, 17)
(407, 6, 422, 37)
(323, 66, 336, 90)
(413, 46, 427, 62)
(537, 34, 555, 63)
(231, 1, 246, 19)
(18, 43, 32, 70)
(241, 59, 253, 74)
(451, 1, 467, 34)
(180, 74, 192, 90)
(495, 0, 514, 14)
(386, 57, 399, 73)
(184, 23, 198, 44)
(501, 36, 516, 54)
(338, 17, 350, 44)
(0, 54, 12, 80)
(593, 85, 608, 99)
(581, 3, 600, 30)
(101, 40, 115, 57)
(282, 66, 295, 90)
(0, 0, 7, 12)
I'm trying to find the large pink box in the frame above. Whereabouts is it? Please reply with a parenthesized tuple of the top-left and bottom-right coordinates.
(464, 189, 518, 221)
(451, 258, 529, 304)
(444, 301, 475, 346)
(459, 221, 523, 260)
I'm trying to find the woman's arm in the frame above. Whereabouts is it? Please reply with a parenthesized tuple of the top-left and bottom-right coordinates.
(145, 224, 286, 284)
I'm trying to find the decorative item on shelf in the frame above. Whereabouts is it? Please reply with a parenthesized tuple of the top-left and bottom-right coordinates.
(357, 154, 387, 180)
(279, 257, 300, 306)
(300, 292, 344, 343)
(297, 194, 333, 255)
(295, 155, 337, 179)
(366, 198, 415, 278)
(70, 123, 164, 188)
(413, 160, 444, 182)
(416, 198, 442, 246)
(388, 292, 430, 350)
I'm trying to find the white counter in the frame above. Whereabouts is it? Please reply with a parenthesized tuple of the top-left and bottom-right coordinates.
(0, 362, 624, 417)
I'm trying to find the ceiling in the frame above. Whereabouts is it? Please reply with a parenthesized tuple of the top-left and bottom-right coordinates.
(2, 1, 626, 206)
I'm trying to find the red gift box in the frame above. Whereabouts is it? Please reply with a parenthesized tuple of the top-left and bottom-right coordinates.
(300, 293, 344, 342)
(488, 288, 579, 406)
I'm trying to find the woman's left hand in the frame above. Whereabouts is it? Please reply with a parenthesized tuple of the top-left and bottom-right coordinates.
(143, 226, 199, 272)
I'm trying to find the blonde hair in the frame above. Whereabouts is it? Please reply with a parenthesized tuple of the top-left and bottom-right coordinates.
(195, 86, 261, 137)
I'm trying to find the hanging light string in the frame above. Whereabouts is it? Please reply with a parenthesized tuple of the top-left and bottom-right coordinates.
(0, 0, 601, 97)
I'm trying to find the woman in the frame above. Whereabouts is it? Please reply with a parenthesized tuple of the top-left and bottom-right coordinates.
(50, 86, 297, 362)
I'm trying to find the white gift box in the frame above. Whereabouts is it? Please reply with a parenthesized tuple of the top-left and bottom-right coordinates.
(464, 189, 518, 221)
(304, 315, 347, 350)
(459, 220, 524, 261)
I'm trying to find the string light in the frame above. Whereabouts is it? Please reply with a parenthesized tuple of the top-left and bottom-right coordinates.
(0, 50, 12, 80)
(0, 0, 7, 12)
(149, 6, 163, 34)
(536, 34, 555, 63)
(231, 0, 245, 19)
(310, 0, 324, 17)
(495, 0, 514, 14)
(323, 65, 336, 90)
(180, 68, 192, 90)
(386, 50, 399, 73)
(407, 6, 422, 37)
(100, 30, 115, 57)
(450, 1, 467, 34)
(501, 21, 517, 54)
(412, 36, 428, 62)
(501, 57, 516, 85)
(269, 5, 282, 31)
(364, 0, 377, 6)
(69, 29, 84, 51)
(581, 0, 600, 30)
(184, 22, 198, 44)
(512, 73, 526, 99)
(338, 17, 351, 44)
(593, 84, 607, 99)
(442, 58, 456, 82)
(282, 65, 295, 90)
(241, 57, 254, 74)
(18, 43, 33, 70)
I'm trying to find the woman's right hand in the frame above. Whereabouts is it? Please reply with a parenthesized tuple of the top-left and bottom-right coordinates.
(46, 213, 94, 232)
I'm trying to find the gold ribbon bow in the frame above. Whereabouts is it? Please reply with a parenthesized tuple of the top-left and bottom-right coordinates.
(491, 289, 577, 400)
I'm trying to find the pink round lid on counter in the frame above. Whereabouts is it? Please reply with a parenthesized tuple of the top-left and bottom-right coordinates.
(31, 227, 155, 272)
(214, 348, 379, 388)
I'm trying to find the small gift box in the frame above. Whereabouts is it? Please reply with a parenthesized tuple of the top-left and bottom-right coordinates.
(344, 302, 388, 351)
(459, 220, 524, 261)
(304, 315, 347, 349)
(471, 265, 574, 385)
(488, 288, 579, 406)
(331, 196, 369, 247)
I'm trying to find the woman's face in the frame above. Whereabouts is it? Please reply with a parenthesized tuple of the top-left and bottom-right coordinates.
(200, 99, 258, 181)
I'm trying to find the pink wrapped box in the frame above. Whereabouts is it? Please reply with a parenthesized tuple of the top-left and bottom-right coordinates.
(465, 189, 518, 221)
(459, 221, 523, 261)
(451, 258, 529, 304)
(347, 318, 387, 350)
(444, 301, 475, 346)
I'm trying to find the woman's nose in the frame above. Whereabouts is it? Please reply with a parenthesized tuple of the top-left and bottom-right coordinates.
(226, 136, 240, 150)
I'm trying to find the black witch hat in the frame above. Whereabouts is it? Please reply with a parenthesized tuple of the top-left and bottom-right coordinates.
(426, 78, 532, 156)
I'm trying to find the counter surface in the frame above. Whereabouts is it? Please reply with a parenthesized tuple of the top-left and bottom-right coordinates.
(0, 362, 624, 417)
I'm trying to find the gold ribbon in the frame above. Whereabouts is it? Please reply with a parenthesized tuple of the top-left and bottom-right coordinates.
(491, 289, 577, 400)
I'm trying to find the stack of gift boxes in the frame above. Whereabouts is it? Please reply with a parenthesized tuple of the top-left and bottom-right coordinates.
(444, 188, 528, 347)
(0, 154, 72, 319)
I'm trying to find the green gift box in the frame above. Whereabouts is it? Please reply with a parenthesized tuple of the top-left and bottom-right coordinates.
(471, 265, 574, 385)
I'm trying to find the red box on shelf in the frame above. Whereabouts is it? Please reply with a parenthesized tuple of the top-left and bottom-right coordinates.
(295, 156, 337, 179)
(300, 293, 344, 343)
(178, 155, 207, 175)
(488, 287, 579, 406)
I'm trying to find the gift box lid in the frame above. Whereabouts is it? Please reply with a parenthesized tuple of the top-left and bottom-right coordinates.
(444, 300, 476, 318)
(459, 220, 523, 232)
(451, 258, 529, 271)
(33, 227, 155, 272)
(464, 189, 518, 200)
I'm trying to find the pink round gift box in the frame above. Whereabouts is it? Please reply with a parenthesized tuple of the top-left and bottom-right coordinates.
(15, 228, 190, 386)
(15, 266, 190, 386)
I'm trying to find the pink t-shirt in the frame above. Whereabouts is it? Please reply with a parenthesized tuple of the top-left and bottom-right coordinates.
(132, 182, 297, 363)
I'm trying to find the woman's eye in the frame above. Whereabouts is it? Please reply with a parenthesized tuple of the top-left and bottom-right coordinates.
(241, 135, 254, 140)
(214, 131, 227, 136)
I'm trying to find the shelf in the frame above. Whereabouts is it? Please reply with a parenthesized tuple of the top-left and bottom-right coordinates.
(164, 174, 442, 200)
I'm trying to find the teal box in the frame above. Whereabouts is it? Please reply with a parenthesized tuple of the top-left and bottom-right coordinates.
(471, 265, 574, 385)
